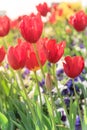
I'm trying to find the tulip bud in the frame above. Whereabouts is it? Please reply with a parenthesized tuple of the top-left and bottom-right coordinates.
(45, 73, 52, 91)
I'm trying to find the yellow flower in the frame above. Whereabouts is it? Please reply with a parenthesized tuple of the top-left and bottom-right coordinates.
(56, 2, 74, 20)
(68, 2, 82, 11)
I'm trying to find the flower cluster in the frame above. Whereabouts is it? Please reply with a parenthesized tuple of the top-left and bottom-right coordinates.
(0, 1, 87, 130)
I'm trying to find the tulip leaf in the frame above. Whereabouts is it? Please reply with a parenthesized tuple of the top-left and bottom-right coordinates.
(0, 112, 8, 130)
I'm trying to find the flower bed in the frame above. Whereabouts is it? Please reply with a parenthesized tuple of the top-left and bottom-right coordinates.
(0, 1, 87, 130)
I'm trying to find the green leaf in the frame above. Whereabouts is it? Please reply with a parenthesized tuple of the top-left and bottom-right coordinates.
(0, 112, 8, 130)
(43, 115, 51, 129)
(12, 120, 25, 130)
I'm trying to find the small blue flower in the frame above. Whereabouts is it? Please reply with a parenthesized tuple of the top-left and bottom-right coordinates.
(39, 79, 45, 87)
(79, 75, 85, 81)
(79, 43, 84, 49)
(56, 69, 64, 77)
(75, 116, 82, 130)
(24, 68, 30, 75)
(74, 77, 78, 82)
(65, 79, 80, 96)
(64, 98, 70, 107)
(61, 111, 66, 122)
(75, 116, 81, 126)
(65, 79, 73, 88)
(61, 115, 66, 122)
(5, 63, 9, 69)
(22, 68, 30, 79)
(56, 68, 64, 81)
(61, 88, 69, 96)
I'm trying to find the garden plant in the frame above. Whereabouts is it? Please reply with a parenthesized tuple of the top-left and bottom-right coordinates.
(0, 1, 87, 130)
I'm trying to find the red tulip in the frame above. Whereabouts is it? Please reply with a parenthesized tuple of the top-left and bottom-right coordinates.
(0, 46, 6, 63)
(43, 39, 66, 63)
(10, 15, 25, 30)
(25, 38, 47, 71)
(7, 44, 27, 70)
(0, 15, 10, 37)
(63, 56, 84, 78)
(19, 13, 43, 43)
(69, 10, 87, 31)
(36, 2, 50, 17)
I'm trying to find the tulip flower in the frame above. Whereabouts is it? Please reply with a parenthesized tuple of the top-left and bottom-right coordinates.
(36, 2, 50, 17)
(19, 13, 43, 43)
(43, 39, 66, 63)
(0, 46, 6, 63)
(25, 38, 47, 71)
(63, 56, 84, 78)
(69, 10, 87, 31)
(10, 15, 24, 30)
(0, 15, 10, 37)
(7, 44, 27, 70)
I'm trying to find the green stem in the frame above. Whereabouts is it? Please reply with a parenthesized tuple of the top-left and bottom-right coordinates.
(33, 43, 45, 78)
(52, 64, 70, 127)
(72, 79, 83, 126)
(3, 38, 8, 49)
(16, 70, 36, 120)
(49, 91, 57, 130)
(34, 71, 42, 108)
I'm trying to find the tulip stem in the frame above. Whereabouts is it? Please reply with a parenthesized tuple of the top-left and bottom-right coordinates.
(16, 70, 36, 120)
(72, 79, 83, 126)
(52, 63, 70, 126)
(33, 43, 45, 78)
(34, 71, 42, 108)
(49, 90, 57, 130)
(3, 38, 8, 49)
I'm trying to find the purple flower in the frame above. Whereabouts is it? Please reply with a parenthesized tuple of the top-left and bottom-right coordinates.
(22, 68, 30, 79)
(61, 88, 69, 96)
(56, 69, 64, 76)
(56, 68, 64, 81)
(75, 116, 82, 130)
(64, 97, 70, 107)
(74, 77, 78, 82)
(65, 79, 73, 88)
(65, 79, 80, 96)
(79, 75, 85, 81)
(61, 115, 66, 122)
(79, 43, 84, 49)
(61, 111, 67, 122)
(5, 63, 9, 69)
(39, 79, 45, 87)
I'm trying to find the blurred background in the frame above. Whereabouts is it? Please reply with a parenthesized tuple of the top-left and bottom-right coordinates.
(0, 0, 87, 19)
